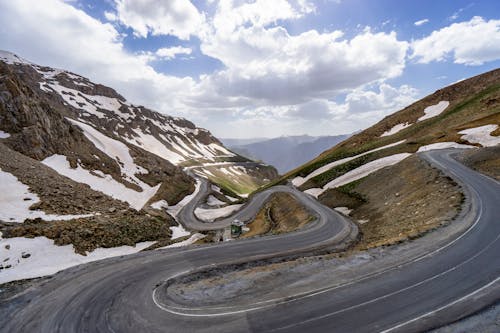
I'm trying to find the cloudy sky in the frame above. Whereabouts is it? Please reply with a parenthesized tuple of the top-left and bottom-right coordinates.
(1, 0, 499, 138)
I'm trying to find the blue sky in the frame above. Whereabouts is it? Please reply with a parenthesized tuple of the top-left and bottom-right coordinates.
(0, 0, 499, 138)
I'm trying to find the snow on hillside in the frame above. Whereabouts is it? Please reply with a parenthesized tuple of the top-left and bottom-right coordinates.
(124, 128, 185, 164)
(417, 142, 474, 152)
(194, 204, 243, 222)
(292, 140, 406, 187)
(0, 50, 30, 65)
(5, 52, 236, 166)
(207, 195, 226, 206)
(68, 119, 150, 185)
(418, 101, 449, 121)
(211, 184, 239, 202)
(170, 224, 191, 239)
(459, 124, 500, 147)
(42, 154, 160, 210)
(159, 233, 206, 249)
(0, 235, 154, 284)
(164, 179, 202, 218)
(0, 168, 93, 222)
(40, 118, 164, 210)
(123, 127, 235, 165)
(305, 153, 412, 198)
(0, 130, 11, 138)
(381, 122, 412, 137)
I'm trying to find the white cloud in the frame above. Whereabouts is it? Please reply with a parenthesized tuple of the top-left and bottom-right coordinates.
(0, 0, 194, 112)
(112, 0, 203, 39)
(414, 19, 429, 26)
(203, 83, 418, 138)
(156, 46, 192, 60)
(195, 26, 408, 106)
(0, 0, 416, 139)
(411, 16, 500, 65)
(345, 83, 418, 114)
(104, 11, 117, 21)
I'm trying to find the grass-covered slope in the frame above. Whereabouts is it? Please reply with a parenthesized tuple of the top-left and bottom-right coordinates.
(268, 68, 500, 190)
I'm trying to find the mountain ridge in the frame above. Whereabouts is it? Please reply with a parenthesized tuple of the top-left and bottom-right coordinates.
(224, 134, 350, 174)
(0, 50, 277, 253)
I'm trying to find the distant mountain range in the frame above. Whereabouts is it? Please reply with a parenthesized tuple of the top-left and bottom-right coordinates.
(222, 135, 350, 174)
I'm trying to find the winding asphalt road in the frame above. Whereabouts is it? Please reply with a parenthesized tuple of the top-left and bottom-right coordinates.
(0, 149, 499, 332)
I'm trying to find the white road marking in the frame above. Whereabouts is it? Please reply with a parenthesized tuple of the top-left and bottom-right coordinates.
(379, 276, 500, 333)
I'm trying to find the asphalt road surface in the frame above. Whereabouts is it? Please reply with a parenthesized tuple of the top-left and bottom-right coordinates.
(0, 149, 498, 332)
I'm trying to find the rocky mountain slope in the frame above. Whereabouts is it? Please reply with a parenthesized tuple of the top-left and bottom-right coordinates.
(0, 50, 277, 261)
(224, 134, 350, 174)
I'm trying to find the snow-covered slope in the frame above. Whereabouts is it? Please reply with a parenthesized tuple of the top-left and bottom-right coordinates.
(0, 50, 276, 278)
(2, 50, 234, 166)
(0, 50, 277, 210)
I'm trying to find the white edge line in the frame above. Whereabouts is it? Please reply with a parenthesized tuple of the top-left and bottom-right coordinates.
(379, 276, 500, 333)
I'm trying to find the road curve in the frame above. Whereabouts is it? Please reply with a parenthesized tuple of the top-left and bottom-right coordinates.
(0, 149, 499, 332)
(0, 167, 357, 332)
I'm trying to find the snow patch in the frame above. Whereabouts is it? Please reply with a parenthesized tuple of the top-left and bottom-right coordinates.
(0, 236, 154, 284)
(125, 128, 185, 164)
(459, 124, 500, 147)
(292, 140, 407, 187)
(42, 155, 159, 210)
(207, 195, 226, 206)
(0, 130, 11, 139)
(334, 207, 352, 215)
(170, 224, 190, 240)
(381, 123, 412, 137)
(167, 180, 202, 218)
(418, 101, 449, 121)
(159, 233, 205, 249)
(151, 200, 169, 210)
(417, 142, 474, 152)
(195, 204, 243, 222)
(306, 153, 412, 198)
(0, 51, 30, 65)
(0, 168, 93, 223)
(68, 119, 149, 186)
(211, 185, 223, 194)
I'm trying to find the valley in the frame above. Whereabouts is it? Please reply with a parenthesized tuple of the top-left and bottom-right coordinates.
(0, 50, 499, 333)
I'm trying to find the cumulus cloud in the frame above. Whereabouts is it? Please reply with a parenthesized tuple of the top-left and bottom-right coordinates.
(0, 0, 194, 112)
(414, 18, 429, 26)
(195, 26, 408, 106)
(156, 46, 192, 60)
(202, 83, 418, 138)
(0, 0, 418, 138)
(411, 16, 500, 65)
(345, 84, 418, 114)
(112, 0, 203, 39)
